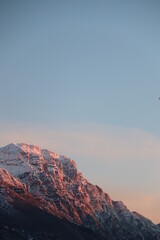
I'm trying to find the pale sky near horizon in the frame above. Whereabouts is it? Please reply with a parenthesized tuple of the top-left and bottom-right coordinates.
(1, 0, 160, 223)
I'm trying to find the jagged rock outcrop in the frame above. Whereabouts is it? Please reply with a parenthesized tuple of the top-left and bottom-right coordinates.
(0, 143, 159, 240)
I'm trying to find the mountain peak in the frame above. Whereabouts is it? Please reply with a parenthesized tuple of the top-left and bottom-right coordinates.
(0, 142, 19, 152)
(0, 143, 159, 240)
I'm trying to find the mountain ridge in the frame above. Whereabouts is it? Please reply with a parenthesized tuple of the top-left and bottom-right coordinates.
(0, 143, 159, 240)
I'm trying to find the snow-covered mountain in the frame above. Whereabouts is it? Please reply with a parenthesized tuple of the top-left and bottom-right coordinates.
(0, 143, 159, 240)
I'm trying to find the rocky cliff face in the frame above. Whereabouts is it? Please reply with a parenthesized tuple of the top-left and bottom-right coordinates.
(0, 143, 160, 240)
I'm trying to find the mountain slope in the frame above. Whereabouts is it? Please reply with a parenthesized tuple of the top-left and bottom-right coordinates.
(0, 143, 159, 240)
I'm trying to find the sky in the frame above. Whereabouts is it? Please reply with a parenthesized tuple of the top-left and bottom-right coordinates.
(0, 0, 160, 223)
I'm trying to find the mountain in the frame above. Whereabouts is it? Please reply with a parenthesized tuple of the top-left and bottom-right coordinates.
(0, 143, 159, 240)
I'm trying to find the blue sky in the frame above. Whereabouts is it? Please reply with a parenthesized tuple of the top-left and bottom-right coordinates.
(1, 0, 160, 223)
